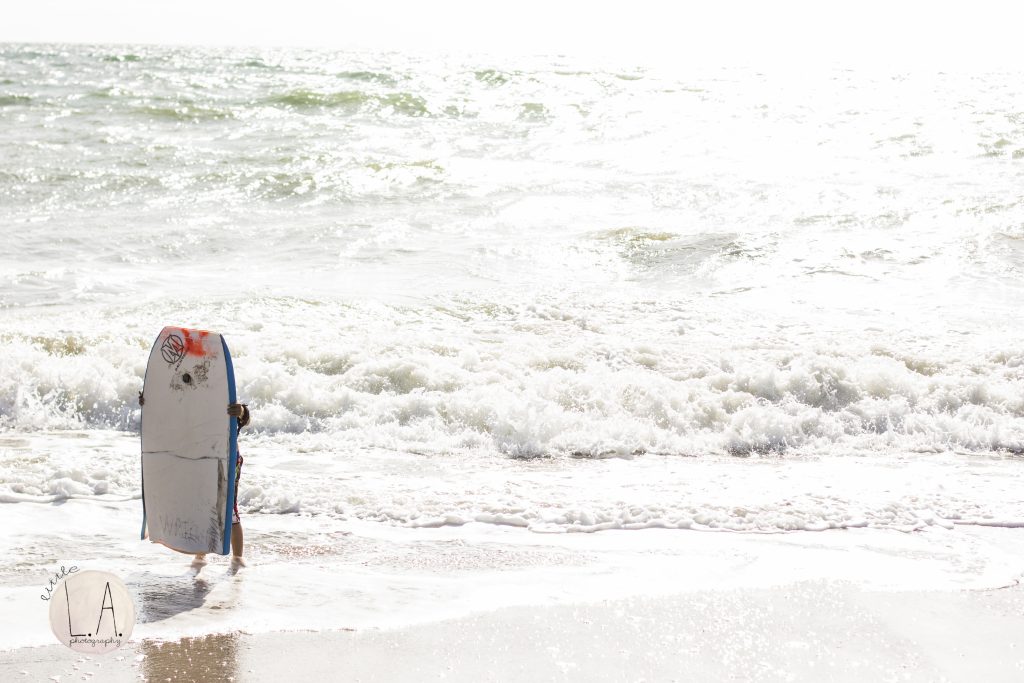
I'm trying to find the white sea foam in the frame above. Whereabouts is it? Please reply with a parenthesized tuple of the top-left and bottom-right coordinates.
(3, 433, 1023, 537)
(1, 303, 1021, 459)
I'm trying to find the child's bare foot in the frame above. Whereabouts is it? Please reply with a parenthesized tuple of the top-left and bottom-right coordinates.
(192, 553, 207, 567)
(228, 556, 245, 574)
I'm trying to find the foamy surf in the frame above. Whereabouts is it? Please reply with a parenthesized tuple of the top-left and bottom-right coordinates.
(3, 432, 1022, 535)
(1, 299, 1021, 459)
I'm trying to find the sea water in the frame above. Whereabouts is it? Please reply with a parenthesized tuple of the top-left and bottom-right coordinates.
(1, 44, 1022, 540)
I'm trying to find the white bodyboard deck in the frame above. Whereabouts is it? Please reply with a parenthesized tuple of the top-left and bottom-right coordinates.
(141, 326, 238, 555)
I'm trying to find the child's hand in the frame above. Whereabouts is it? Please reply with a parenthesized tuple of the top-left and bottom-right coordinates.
(228, 403, 251, 428)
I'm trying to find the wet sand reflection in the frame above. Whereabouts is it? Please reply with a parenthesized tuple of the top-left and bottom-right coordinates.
(141, 632, 240, 683)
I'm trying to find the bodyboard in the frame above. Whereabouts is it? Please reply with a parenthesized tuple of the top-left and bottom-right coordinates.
(140, 326, 238, 555)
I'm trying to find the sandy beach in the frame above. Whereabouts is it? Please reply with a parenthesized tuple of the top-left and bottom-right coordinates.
(4, 528, 1023, 682)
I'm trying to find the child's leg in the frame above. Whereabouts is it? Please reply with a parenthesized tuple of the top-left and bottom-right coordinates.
(231, 522, 244, 557)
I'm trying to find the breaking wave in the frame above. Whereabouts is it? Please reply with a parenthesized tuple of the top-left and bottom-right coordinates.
(1, 305, 1021, 459)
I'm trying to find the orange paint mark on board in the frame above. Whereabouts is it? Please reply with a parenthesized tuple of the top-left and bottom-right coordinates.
(175, 327, 213, 357)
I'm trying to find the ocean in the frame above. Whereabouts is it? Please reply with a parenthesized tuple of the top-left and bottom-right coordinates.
(1, 44, 1023, 629)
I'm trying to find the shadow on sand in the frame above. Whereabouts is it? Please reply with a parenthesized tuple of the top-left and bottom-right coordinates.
(130, 561, 224, 624)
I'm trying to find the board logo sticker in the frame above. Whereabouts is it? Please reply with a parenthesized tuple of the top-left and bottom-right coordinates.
(47, 569, 136, 654)
(161, 333, 186, 365)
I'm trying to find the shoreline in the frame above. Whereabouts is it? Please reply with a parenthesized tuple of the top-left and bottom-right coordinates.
(5, 581, 1023, 682)
(3, 491, 1024, 648)
(4, 438, 1024, 680)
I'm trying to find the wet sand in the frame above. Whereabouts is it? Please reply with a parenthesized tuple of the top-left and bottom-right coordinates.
(4, 581, 1023, 682)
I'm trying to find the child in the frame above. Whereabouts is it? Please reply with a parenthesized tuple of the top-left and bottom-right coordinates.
(226, 402, 250, 561)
